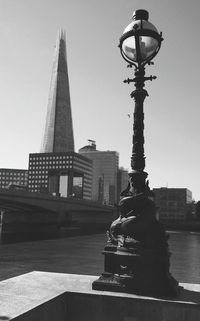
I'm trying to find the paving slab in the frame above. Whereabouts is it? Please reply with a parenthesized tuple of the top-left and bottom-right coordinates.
(1, 272, 200, 321)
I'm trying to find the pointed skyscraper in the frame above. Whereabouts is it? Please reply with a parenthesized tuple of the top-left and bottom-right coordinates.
(28, 30, 92, 200)
(41, 30, 74, 153)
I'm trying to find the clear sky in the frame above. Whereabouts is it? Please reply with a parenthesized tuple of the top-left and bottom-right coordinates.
(0, 0, 200, 200)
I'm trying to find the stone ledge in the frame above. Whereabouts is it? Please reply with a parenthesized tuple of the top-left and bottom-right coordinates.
(0, 271, 200, 320)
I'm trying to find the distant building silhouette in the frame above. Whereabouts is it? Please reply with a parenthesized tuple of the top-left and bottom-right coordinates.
(79, 141, 119, 205)
(153, 187, 192, 223)
(28, 31, 92, 199)
(117, 167, 129, 202)
(0, 169, 28, 189)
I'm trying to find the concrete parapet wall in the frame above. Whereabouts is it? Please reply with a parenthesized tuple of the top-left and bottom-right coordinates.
(1, 271, 200, 320)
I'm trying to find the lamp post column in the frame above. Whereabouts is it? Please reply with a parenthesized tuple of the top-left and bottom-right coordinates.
(128, 66, 148, 195)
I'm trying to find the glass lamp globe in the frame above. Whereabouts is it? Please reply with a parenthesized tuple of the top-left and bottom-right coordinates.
(120, 10, 162, 65)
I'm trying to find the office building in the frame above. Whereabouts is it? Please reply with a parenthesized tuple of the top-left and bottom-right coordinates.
(79, 141, 119, 205)
(28, 152, 92, 199)
(153, 187, 192, 222)
(117, 167, 129, 201)
(0, 169, 28, 189)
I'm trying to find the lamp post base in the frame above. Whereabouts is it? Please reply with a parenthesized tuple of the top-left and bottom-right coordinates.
(92, 245, 180, 297)
(92, 194, 180, 298)
(92, 275, 180, 298)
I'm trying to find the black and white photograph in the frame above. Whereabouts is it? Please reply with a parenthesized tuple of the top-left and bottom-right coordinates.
(0, 0, 200, 320)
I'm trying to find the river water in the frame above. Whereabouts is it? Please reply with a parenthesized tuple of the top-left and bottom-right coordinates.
(0, 230, 200, 284)
(168, 230, 200, 284)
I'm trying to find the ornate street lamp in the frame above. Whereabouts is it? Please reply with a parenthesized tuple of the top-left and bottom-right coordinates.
(119, 9, 162, 193)
(92, 9, 179, 297)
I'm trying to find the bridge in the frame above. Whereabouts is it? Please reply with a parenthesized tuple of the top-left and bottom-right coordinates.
(0, 189, 117, 243)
